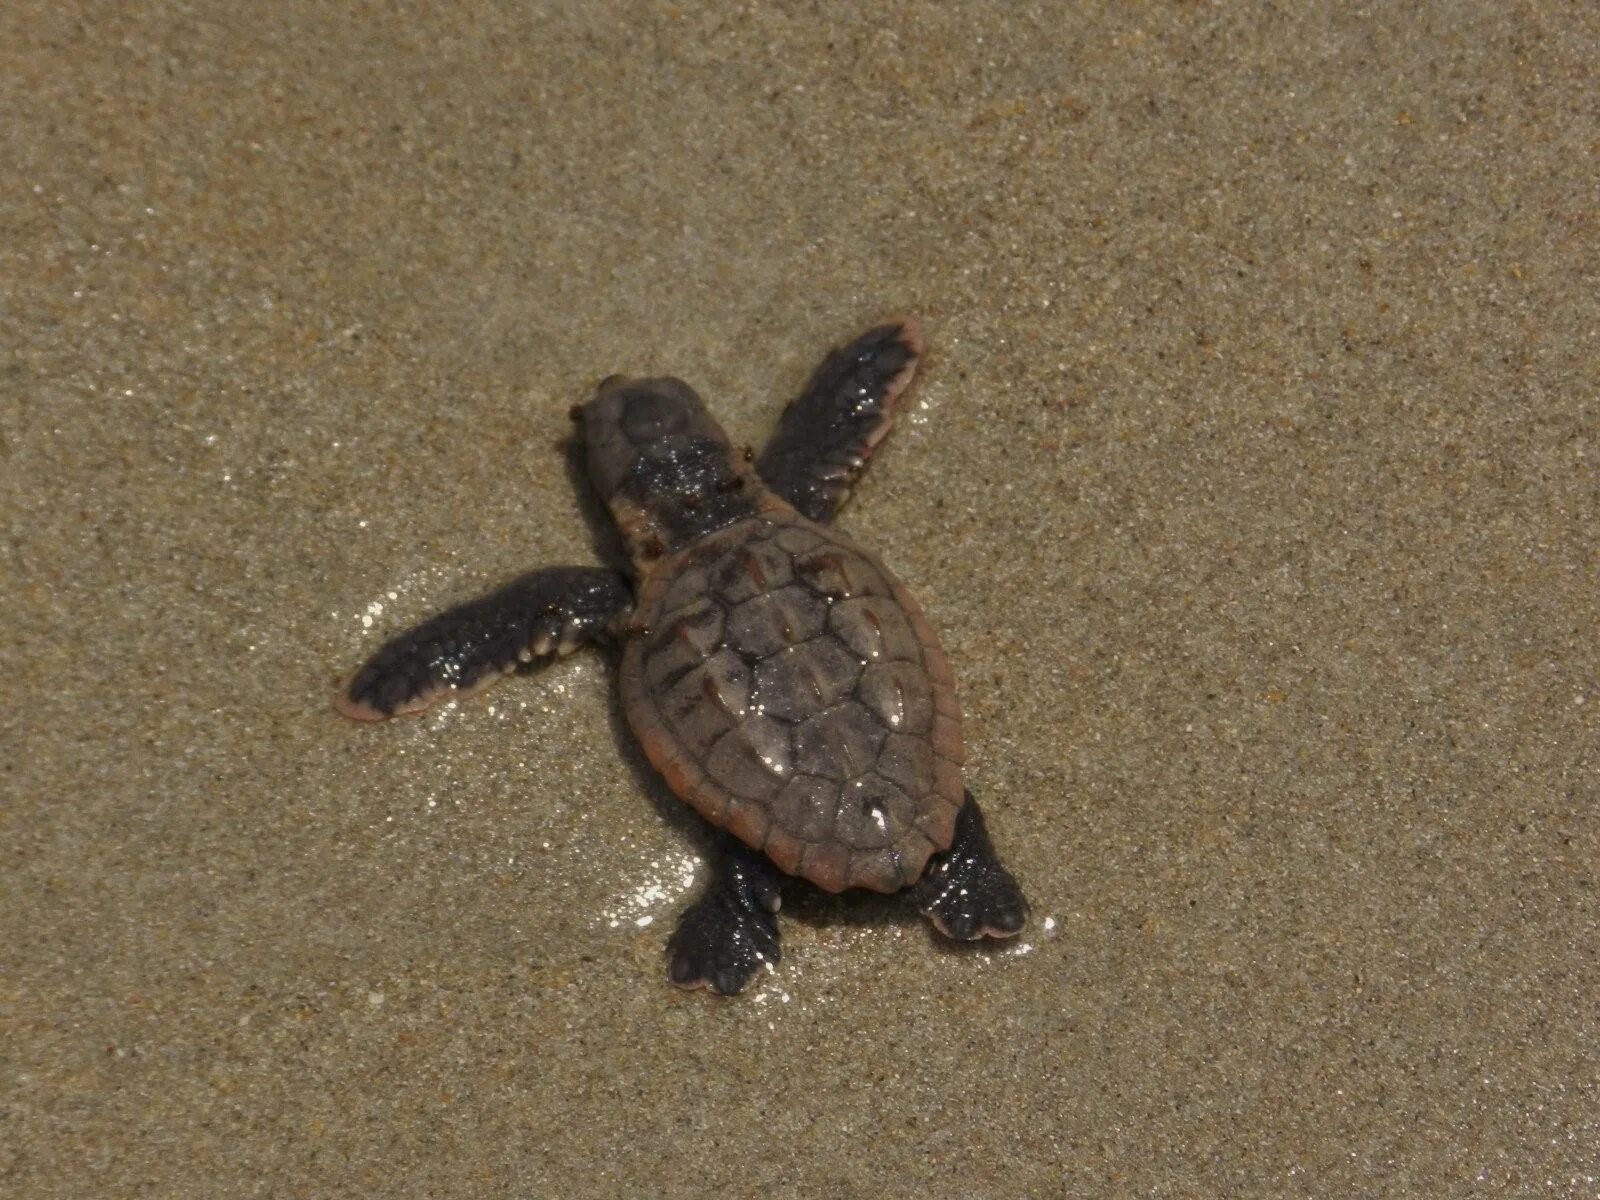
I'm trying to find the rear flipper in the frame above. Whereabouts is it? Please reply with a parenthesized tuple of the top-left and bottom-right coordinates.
(666, 838, 783, 995)
(337, 566, 632, 720)
(756, 318, 924, 524)
(913, 793, 1029, 940)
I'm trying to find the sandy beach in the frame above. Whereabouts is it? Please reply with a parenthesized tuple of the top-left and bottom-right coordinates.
(3, 3, 1596, 1195)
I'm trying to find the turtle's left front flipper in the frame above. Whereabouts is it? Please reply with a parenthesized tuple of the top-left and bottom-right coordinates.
(756, 318, 924, 524)
(337, 566, 632, 720)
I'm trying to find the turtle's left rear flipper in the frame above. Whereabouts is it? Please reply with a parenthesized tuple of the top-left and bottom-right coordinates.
(336, 566, 632, 720)
(666, 837, 783, 996)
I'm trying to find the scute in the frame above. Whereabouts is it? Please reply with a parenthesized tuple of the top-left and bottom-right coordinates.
(659, 650, 748, 759)
(659, 561, 712, 617)
(620, 514, 966, 894)
(877, 731, 936, 796)
(713, 539, 795, 605)
(751, 638, 863, 721)
(644, 630, 703, 692)
(858, 659, 934, 734)
(706, 724, 785, 801)
(828, 595, 919, 662)
(793, 700, 885, 781)
(771, 773, 837, 841)
(725, 585, 827, 659)
(773, 526, 825, 556)
(665, 598, 725, 656)
(795, 550, 870, 600)
(835, 775, 916, 850)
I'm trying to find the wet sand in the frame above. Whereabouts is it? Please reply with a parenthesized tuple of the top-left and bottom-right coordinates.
(3, 3, 1596, 1196)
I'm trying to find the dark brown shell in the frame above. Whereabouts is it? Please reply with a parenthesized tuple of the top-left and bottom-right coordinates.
(620, 514, 964, 894)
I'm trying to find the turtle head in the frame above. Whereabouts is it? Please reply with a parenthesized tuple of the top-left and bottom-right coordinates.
(581, 376, 764, 564)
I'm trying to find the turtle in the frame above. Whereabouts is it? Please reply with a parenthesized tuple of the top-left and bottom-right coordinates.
(336, 319, 1028, 994)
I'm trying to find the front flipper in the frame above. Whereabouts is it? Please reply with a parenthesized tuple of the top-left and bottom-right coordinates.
(337, 566, 631, 720)
(913, 793, 1029, 940)
(666, 838, 783, 995)
(756, 318, 924, 524)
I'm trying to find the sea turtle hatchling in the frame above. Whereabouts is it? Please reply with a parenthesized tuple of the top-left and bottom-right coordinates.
(337, 319, 1028, 994)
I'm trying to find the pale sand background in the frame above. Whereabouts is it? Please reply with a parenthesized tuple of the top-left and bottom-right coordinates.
(3, 3, 1596, 1197)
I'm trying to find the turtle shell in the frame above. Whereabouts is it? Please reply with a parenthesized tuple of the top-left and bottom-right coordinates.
(620, 514, 964, 894)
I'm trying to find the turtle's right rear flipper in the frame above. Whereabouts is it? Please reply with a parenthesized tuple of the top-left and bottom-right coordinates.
(336, 566, 632, 720)
(913, 793, 1028, 940)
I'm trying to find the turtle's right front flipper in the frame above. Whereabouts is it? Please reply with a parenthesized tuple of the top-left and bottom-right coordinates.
(337, 566, 632, 720)
(756, 318, 924, 524)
